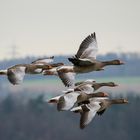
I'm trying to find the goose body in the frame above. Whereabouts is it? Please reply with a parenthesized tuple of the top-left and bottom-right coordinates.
(43, 67, 58, 76)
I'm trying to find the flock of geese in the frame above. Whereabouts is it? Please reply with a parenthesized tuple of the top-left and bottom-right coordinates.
(0, 32, 128, 129)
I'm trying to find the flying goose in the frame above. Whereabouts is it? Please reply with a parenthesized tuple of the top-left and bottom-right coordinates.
(68, 32, 124, 67)
(60, 80, 117, 94)
(31, 56, 64, 74)
(71, 98, 128, 129)
(0, 64, 52, 85)
(56, 33, 124, 86)
(74, 80, 118, 94)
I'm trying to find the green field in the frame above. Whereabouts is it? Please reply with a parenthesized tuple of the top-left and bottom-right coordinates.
(23, 76, 140, 86)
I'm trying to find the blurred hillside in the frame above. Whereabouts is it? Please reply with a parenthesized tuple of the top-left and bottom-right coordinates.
(0, 93, 139, 140)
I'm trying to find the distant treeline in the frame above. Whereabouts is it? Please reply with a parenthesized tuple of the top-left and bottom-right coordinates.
(0, 93, 139, 140)
(0, 52, 140, 81)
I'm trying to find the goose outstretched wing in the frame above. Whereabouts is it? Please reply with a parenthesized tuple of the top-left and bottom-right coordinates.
(76, 32, 98, 59)
(80, 102, 100, 129)
(31, 56, 54, 64)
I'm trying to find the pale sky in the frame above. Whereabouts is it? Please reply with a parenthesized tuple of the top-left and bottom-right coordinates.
(0, 0, 140, 60)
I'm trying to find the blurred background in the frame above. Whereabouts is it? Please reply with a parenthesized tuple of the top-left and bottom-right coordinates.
(0, 0, 140, 140)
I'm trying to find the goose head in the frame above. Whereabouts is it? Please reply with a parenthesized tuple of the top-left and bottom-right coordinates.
(111, 60, 125, 65)
(48, 99, 58, 103)
(122, 99, 129, 104)
(111, 98, 129, 104)
(107, 82, 118, 87)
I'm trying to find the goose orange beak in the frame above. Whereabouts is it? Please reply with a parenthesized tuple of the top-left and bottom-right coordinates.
(123, 99, 129, 103)
(119, 60, 125, 65)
